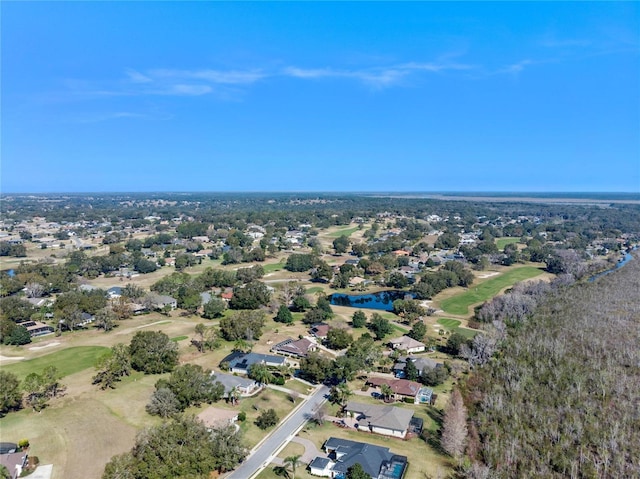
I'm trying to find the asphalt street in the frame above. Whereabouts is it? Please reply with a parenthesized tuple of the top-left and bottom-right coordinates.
(226, 384, 330, 479)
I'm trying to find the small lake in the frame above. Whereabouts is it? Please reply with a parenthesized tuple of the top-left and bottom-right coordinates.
(329, 290, 416, 311)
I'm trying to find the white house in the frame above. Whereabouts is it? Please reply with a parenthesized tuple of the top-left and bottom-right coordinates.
(388, 335, 426, 353)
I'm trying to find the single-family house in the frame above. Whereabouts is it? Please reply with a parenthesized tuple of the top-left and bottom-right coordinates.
(344, 401, 414, 438)
(310, 323, 330, 339)
(388, 336, 426, 354)
(0, 451, 28, 479)
(21, 321, 54, 337)
(222, 351, 286, 375)
(366, 377, 423, 404)
(210, 371, 261, 397)
(149, 294, 177, 310)
(393, 356, 443, 378)
(271, 338, 317, 358)
(107, 286, 122, 299)
(309, 437, 408, 479)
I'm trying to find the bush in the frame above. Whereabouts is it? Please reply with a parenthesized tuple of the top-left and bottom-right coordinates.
(237, 411, 246, 422)
(18, 439, 30, 449)
(255, 408, 279, 429)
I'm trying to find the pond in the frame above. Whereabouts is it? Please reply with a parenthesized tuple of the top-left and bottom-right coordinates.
(329, 290, 416, 311)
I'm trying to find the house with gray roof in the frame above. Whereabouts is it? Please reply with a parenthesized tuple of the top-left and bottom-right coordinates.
(222, 351, 286, 375)
(210, 371, 260, 397)
(393, 356, 443, 378)
(309, 437, 407, 479)
(344, 401, 414, 438)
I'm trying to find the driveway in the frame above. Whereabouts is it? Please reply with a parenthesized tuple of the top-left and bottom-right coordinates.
(226, 384, 329, 479)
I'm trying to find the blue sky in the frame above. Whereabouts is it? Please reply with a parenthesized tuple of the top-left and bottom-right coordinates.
(2, 2, 639, 193)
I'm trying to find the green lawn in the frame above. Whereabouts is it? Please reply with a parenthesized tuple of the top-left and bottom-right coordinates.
(263, 262, 284, 273)
(437, 318, 461, 329)
(495, 237, 521, 251)
(305, 286, 325, 294)
(3, 346, 109, 380)
(439, 266, 544, 316)
(170, 335, 189, 342)
(437, 318, 477, 339)
(328, 226, 360, 238)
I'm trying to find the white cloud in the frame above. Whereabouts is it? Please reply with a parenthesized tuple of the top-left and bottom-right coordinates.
(164, 84, 212, 96)
(125, 69, 153, 83)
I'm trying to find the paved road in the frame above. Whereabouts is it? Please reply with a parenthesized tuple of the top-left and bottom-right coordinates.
(227, 384, 330, 479)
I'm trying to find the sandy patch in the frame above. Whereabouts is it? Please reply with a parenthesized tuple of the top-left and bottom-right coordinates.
(0, 354, 25, 362)
(478, 272, 500, 279)
(135, 320, 172, 329)
(29, 341, 61, 351)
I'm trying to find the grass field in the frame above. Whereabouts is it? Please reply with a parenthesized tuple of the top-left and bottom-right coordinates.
(436, 318, 478, 339)
(495, 237, 521, 251)
(439, 266, 544, 316)
(263, 262, 285, 273)
(2, 346, 109, 380)
(170, 335, 189, 342)
(327, 226, 360, 238)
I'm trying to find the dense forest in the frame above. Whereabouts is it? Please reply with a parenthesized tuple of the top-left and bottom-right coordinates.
(461, 256, 640, 478)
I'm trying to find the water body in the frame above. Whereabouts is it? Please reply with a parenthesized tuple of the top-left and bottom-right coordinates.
(329, 290, 416, 311)
(588, 248, 637, 282)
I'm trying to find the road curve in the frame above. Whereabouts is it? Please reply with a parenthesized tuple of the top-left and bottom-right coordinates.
(226, 384, 330, 479)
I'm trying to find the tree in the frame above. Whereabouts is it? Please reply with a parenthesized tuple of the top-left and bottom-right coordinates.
(446, 332, 468, 356)
(202, 298, 226, 319)
(129, 331, 178, 374)
(194, 323, 207, 353)
(351, 310, 367, 328)
(93, 343, 132, 389)
(229, 281, 271, 310)
(2, 323, 31, 346)
(404, 359, 419, 381)
(102, 416, 247, 478)
(220, 310, 266, 341)
(23, 372, 48, 411)
(346, 463, 372, 479)
(333, 235, 350, 254)
(291, 295, 311, 312)
(311, 260, 333, 282)
(275, 304, 294, 324)
(145, 388, 180, 418)
(0, 371, 22, 416)
(441, 389, 468, 458)
(369, 313, 393, 341)
(284, 254, 315, 272)
(248, 363, 274, 386)
(95, 307, 117, 332)
(154, 364, 224, 411)
(329, 382, 352, 407)
(325, 328, 353, 350)
(256, 408, 279, 429)
(299, 352, 333, 383)
(284, 455, 302, 479)
(0, 465, 11, 479)
(380, 384, 394, 402)
(408, 321, 427, 342)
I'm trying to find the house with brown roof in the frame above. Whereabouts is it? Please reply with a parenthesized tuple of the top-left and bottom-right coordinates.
(366, 377, 422, 404)
(310, 323, 330, 338)
(271, 337, 317, 358)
